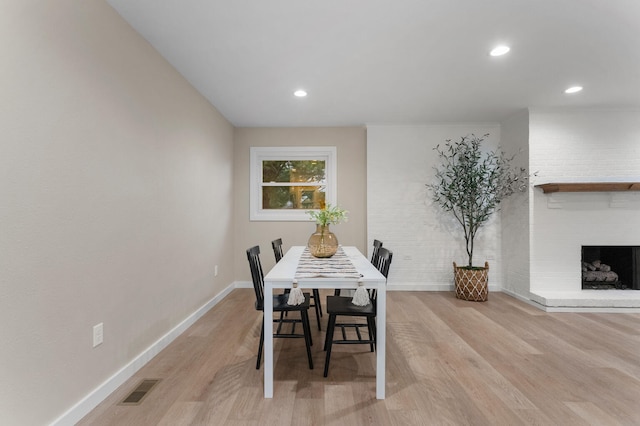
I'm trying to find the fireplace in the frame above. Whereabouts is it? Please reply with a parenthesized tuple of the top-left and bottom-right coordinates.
(581, 246, 640, 290)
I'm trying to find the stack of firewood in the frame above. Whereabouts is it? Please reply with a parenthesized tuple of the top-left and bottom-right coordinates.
(582, 260, 618, 282)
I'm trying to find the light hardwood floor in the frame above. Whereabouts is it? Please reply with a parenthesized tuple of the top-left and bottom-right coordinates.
(79, 290, 640, 425)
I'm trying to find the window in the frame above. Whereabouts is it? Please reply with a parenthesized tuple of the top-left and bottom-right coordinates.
(250, 147, 337, 221)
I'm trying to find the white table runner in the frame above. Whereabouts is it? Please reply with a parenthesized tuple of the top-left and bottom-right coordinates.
(294, 246, 362, 279)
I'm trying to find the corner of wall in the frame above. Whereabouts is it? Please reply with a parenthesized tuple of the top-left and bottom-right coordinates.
(499, 110, 532, 298)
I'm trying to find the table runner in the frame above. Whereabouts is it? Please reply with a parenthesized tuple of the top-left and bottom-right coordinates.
(289, 246, 370, 306)
(294, 246, 362, 279)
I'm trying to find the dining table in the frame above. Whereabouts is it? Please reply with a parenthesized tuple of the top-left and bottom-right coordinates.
(262, 245, 387, 399)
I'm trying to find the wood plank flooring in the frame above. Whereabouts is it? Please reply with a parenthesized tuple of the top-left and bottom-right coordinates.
(78, 290, 640, 425)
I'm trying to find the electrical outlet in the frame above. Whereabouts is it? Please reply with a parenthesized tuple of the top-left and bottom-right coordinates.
(215, 265, 219, 276)
(93, 323, 103, 348)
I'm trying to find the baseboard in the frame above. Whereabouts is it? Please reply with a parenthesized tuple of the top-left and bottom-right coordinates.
(50, 282, 237, 426)
(499, 287, 543, 309)
(387, 283, 453, 291)
(387, 283, 501, 293)
(240, 281, 504, 293)
(234, 280, 253, 289)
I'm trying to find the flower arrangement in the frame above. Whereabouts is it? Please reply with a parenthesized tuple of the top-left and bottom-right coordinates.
(306, 204, 348, 226)
(306, 204, 347, 257)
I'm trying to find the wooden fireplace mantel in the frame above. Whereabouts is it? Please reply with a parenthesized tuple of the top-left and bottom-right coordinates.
(535, 182, 640, 194)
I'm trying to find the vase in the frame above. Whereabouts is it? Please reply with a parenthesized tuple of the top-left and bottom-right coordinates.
(453, 261, 489, 302)
(308, 224, 339, 258)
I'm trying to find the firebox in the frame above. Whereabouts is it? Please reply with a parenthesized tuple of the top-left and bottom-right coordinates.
(581, 246, 640, 290)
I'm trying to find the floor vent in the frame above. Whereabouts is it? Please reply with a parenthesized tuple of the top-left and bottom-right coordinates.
(118, 379, 161, 406)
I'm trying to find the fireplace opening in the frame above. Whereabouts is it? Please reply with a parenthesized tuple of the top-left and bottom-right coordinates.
(581, 246, 640, 290)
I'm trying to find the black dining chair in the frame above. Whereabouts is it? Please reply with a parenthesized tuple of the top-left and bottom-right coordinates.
(371, 239, 383, 265)
(271, 238, 289, 324)
(323, 247, 392, 377)
(334, 239, 383, 296)
(247, 245, 314, 370)
(272, 238, 323, 330)
(271, 238, 284, 263)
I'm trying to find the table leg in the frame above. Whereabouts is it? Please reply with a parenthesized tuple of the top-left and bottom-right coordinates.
(264, 282, 274, 398)
(376, 283, 386, 399)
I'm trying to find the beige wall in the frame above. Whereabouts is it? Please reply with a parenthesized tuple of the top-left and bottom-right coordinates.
(0, 1, 234, 424)
(234, 127, 367, 280)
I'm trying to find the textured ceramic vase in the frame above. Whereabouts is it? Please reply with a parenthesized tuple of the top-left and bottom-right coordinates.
(308, 224, 339, 258)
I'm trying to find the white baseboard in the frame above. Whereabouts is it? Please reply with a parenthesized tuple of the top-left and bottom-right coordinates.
(499, 287, 542, 309)
(234, 280, 253, 289)
(238, 281, 505, 293)
(387, 283, 453, 291)
(386, 283, 501, 293)
(50, 282, 237, 426)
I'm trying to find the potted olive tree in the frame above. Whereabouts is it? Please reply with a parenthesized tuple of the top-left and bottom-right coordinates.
(426, 134, 530, 301)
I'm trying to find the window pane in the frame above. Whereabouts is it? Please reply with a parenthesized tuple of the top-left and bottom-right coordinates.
(250, 146, 336, 221)
(262, 160, 326, 183)
(262, 186, 326, 209)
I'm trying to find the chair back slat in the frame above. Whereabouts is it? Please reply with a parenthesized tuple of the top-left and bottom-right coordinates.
(246, 245, 265, 309)
(371, 239, 383, 265)
(371, 247, 392, 301)
(271, 238, 284, 263)
(376, 247, 392, 279)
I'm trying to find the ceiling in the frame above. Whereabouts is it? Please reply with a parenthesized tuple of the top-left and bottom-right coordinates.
(107, 0, 640, 128)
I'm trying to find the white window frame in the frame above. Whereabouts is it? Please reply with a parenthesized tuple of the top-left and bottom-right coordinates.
(250, 146, 337, 221)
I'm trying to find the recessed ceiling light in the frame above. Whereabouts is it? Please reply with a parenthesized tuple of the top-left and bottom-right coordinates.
(490, 45, 510, 56)
(294, 90, 307, 97)
(564, 86, 583, 94)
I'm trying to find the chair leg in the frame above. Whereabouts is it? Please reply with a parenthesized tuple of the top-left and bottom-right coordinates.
(367, 316, 376, 352)
(372, 317, 377, 348)
(300, 311, 314, 369)
(276, 314, 285, 335)
(256, 317, 264, 369)
(300, 309, 312, 347)
(323, 315, 331, 352)
(323, 314, 337, 377)
(314, 289, 323, 317)
(283, 290, 290, 317)
(313, 289, 322, 330)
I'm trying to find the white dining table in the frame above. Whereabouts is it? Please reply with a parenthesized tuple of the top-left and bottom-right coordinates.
(263, 245, 387, 399)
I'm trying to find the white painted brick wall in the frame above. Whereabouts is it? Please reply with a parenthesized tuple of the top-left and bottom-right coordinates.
(529, 108, 640, 293)
(366, 110, 640, 300)
(367, 124, 502, 290)
(500, 109, 531, 297)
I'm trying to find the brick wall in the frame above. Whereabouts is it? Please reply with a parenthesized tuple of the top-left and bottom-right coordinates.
(367, 124, 502, 290)
(367, 110, 640, 300)
(500, 110, 531, 297)
(529, 109, 640, 293)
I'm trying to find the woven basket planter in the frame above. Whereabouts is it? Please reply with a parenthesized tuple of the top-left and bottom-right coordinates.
(453, 261, 489, 302)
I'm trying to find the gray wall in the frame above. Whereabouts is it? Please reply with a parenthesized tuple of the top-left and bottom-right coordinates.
(0, 1, 234, 424)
